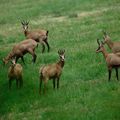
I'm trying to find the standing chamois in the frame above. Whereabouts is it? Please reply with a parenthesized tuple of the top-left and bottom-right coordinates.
(8, 59, 23, 89)
(103, 31, 120, 53)
(39, 50, 65, 94)
(21, 20, 50, 53)
(96, 39, 120, 81)
(3, 39, 38, 64)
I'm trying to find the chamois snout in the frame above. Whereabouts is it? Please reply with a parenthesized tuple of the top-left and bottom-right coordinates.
(60, 54, 65, 61)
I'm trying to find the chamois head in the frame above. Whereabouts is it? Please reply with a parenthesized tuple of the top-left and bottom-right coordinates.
(3, 58, 9, 65)
(3, 57, 15, 65)
(58, 49, 65, 61)
(96, 39, 104, 53)
(103, 31, 111, 44)
(21, 20, 29, 31)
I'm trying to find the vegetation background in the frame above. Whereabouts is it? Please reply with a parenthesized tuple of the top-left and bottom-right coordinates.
(0, 0, 120, 119)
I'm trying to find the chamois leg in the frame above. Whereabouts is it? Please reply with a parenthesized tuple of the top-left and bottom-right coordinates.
(39, 75, 42, 94)
(108, 70, 112, 82)
(43, 78, 48, 94)
(33, 53, 37, 63)
(16, 79, 19, 89)
(53, 78, 56, 89)
(115, 68, 119, 81)
(21, 56, 25, 64)
(20, 76, 23, 88)
(15, 56, 20, 63)
(41, 41, 45, 53)
(44, 40, 50, 52)
(9, 78, 12, 90)
(28, 49, 37, 63)
(57, 77, 60, 89)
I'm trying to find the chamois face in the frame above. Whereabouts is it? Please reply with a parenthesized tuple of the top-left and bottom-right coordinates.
(103, 32, 110, 44)
(11, 59, 16, 66)
(58, 50, 65, 61)
(21, 21, 29, 31)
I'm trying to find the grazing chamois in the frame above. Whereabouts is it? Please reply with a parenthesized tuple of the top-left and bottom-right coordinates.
(96, 39, 120, 81)
(39, 49, 65, 94)
(103, 31, 120, 53)
(21, 20, 50, 53)
(3, 39, 38, 64)
(8, 59, 23, 89)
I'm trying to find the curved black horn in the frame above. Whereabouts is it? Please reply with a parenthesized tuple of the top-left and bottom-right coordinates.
(97, 39, 100, 46)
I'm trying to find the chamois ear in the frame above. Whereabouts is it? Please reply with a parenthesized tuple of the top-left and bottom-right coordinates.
(58, 49, 65, 54)
(58, 50, 61, 54)
(62, 49, 65, 53)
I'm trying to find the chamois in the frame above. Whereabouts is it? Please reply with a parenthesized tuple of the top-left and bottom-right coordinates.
(8, 59, 23, 89)
(103, 31, 120, 53)
(3, 39, 38, 64)
(39, 49, 65, 94)
(21, 20, 50, 53)
(96, 39, 120, 81)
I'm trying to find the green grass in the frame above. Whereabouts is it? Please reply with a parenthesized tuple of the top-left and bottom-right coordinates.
(0, 0, 120, 119)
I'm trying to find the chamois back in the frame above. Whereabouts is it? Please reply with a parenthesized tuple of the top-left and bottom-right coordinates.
(21, 20, 50, 53)
(3, 39, 38, 64)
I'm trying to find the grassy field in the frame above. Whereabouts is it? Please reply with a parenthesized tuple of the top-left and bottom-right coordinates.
(0, 0, 120, 119)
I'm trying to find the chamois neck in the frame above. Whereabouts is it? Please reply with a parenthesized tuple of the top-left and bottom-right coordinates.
(24, 30, 28, 36)
(101, 47, 108, 59)
(57, 60, 65, 68)
(6, 52, 13, 61)
(106, 39, 113, 49)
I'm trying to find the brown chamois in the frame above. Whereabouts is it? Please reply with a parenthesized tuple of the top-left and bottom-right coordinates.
(3, 39, 38, 64)
(103, 31, 120, 53)
(8, 59, 23, 89)
(39, 49, 65, 94)
(96, 39, 120, 81)
(21, 20, 50, 53)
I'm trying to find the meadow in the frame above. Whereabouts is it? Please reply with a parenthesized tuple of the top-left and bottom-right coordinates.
(0, 0, 120, 119)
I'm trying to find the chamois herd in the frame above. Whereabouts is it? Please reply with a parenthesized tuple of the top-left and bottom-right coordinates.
(2, 21, 120, 94)
(3, 21, 65, 94)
